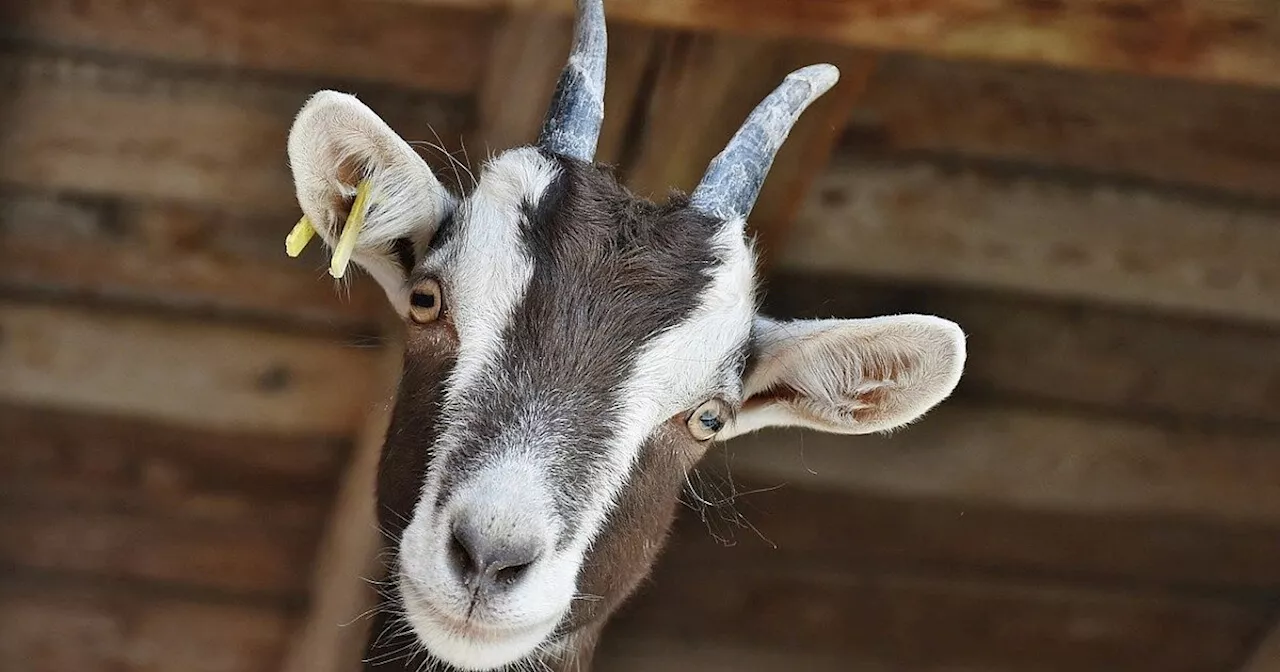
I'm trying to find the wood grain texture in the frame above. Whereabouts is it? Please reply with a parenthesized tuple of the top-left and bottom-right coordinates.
(471, 10, 573, 154)
(0, 53, 468, 213)
(0, 509, 319, 598)
(721, 403, 1280, 526)
(848, 55, 1280, 200)
(762, 273, 1280, 426)
(0, 404, 345, 525)
(280, 343, 403, 672)
(387, 0, 1280, 88)
(0, 193, 386, 328)
(0, 301, 384, 435)
(0, 579, 293, 672)
(610, 562, 1268, 672)
(660, 477, 1280, 592)
(784, 157, 1280, 325)
(3, 0, 492, 93)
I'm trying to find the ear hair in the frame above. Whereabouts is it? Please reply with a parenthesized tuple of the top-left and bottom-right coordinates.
(287, 90, 454, 312)
(721, 314, 966, 440)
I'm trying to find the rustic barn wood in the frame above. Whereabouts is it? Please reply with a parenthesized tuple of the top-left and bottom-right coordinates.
(848, 55, 1280, 200)
(3, 0, 493, 93)
(784, 156, 1280, 325)
(0, 405, 346, 526)
(0, 509, 319, 598)
(280, 344, 403, 672)
(609, 562, 1269, 672)
(385, 0, 1280, 88)
(762, 273, 1280, 426)
(0, 193, 386, 328)
(0, 52, 468, 213)
(658, 481, 1280, 592)
(0, 301, 384, 435)
(0, 579, 293, 672)
(724, 405, 1280, 526)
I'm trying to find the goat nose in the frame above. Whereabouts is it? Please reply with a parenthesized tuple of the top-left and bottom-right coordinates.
(448, 516, 544, 594)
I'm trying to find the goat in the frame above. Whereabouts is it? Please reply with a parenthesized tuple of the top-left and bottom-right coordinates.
(284, 1, 965, 669)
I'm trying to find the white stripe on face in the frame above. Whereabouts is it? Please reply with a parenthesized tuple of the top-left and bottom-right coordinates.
(562, 217, 757, 559)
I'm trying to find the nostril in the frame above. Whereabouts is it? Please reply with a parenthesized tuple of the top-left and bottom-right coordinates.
(449, 525, 480, 583)
(491, 558, 534, 587)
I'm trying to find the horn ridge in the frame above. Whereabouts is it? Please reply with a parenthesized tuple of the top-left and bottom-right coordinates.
(537, 0, 608, 162)
(690, 64, 840, 222)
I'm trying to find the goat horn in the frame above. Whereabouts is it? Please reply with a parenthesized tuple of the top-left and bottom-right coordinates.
(537, 0, 607, 162)
(690, 64, 840, 222)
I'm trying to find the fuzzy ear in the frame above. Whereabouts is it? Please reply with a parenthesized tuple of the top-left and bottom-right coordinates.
(286, 90, 454, 314)
(720, 314, 966, 440)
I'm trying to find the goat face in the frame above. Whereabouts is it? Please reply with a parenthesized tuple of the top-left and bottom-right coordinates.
(285, 3, 964, 671)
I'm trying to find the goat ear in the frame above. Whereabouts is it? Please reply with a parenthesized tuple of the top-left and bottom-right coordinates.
(719, 314, 966, 440)
(287, 90, 454, 314)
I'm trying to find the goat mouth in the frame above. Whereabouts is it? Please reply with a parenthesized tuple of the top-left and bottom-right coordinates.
(400, 581, 557, 646)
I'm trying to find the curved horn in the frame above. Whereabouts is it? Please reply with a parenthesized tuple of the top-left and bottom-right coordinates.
(537, 0, 607, 161)
(690, 64, 840, 221)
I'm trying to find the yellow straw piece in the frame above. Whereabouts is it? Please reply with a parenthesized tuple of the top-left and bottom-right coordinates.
(284, 215, 316, 258)
(330, 180, 373, 279)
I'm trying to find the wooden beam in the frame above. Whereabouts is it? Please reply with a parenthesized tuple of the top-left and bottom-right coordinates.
(280, 339, 403, 672)
(848, 54, 1280, 200)
(4, 0, 493, 94)
(658, 480, 1280, 592)
(382, 0, 1280, 89)
(0, 193, 386, 328)
(0, 301, 384, 436)
(470, 11, 573, 154)
(0, 404, 346, 526)
(762, 273, 1280, 426)
(783, 156, 1280, 326)
(0, 578, 293, 672)
(0, 52, 468, 213)
(621, 35, 872, 266)
(721, 403, 1280, 527)
(609, 561, 1267, 672)
(0, 508, 320, 599)
(596, 637, 877, 672)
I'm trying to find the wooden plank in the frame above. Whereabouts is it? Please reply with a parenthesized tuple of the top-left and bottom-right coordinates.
(385, 0, 1280, 89)
(720, 404, 1280, 527)
(0, 301, 384, 436)
(280, 344, 403, 672)
(621, 35, 872, 265)
(596, 637, 874, 672)
(0, 404, 345, 525)
(0, 579, 292, 672)
(848, 54, 1280, 200)
(0, 508, 317, 599)
(4, 0, 492, 94)
(610, 562, 1267, 672)
(762, 273, 1280, 426)
(471, 11, 573, 154)
(783, 156, 1280, 325)
(0, 52, 468, 213)
(0, 193, 386, 328)
(659, 478, 1280, 592)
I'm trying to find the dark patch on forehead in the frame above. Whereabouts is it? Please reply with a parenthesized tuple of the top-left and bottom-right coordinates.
(440, 154, 728, 536)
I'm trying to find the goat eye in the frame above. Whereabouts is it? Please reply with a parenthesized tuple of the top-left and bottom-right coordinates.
(408, 278, 443, 324)
(687, 399, 729, 441)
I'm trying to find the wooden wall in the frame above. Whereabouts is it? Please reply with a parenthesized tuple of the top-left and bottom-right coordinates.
(2, 1, 1279, 671)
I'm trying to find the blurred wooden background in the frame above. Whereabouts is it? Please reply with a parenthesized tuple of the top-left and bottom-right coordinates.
(2, 1, 1280, 671)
